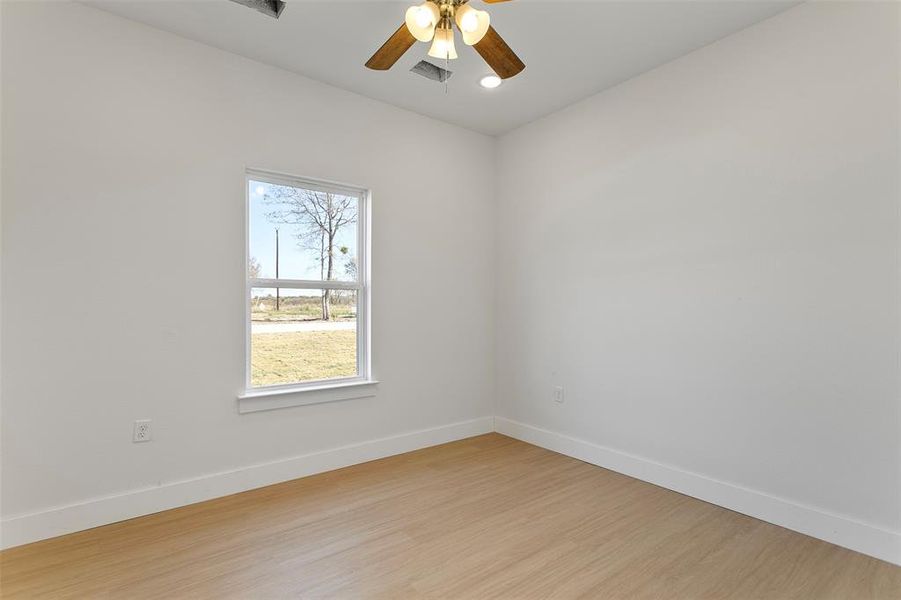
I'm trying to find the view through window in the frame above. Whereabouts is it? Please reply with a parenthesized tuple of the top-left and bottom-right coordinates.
(247, 171, 368, 390)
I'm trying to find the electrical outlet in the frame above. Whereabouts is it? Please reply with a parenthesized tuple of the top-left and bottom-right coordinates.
(133, 419, 152, 443)
(553, 385, 565, 404)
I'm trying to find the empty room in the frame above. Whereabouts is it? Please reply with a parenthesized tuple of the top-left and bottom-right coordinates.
(1, 0, 899, 597)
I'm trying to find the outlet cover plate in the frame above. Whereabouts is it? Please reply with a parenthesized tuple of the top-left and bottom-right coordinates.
(133, 419, 152, 443)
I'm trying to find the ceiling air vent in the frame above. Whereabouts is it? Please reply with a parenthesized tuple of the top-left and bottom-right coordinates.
(410, 61, 453, 83)
(228, 0, 286, 19)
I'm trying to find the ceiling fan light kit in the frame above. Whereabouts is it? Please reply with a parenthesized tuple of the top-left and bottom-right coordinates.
(366, 0, 524, 81)
(428, 21, 458, 60)
(405, 2, 440, 42)
(455, 4, 490, 46)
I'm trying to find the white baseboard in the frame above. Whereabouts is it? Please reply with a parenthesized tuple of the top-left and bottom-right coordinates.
(0, 416, 494, 550)
(495, 417, 901, 566)
(6, 415, 898, 567)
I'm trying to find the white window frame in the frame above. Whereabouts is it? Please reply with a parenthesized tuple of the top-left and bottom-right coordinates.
(239, 168, 375, 412)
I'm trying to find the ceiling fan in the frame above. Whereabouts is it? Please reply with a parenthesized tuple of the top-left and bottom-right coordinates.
(365, 0, 525, 80)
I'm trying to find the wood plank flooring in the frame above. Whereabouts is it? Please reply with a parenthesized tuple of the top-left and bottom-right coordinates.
(1, 434, 899, 599)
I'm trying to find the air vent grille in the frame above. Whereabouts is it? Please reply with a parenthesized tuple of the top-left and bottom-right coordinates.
(228, 0, 286, 19)
(410, 61, 453, 83)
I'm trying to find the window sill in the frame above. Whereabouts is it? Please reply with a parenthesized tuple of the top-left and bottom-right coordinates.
(237, 380, 379, 414)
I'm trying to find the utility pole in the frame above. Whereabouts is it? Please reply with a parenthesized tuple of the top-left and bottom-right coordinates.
(275, 227, 280, 311)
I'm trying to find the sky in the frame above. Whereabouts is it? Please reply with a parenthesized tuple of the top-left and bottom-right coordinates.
(248, 179, 358, 291)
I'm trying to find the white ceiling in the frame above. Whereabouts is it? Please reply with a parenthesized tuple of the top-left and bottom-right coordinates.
(86, 0, 799, 135)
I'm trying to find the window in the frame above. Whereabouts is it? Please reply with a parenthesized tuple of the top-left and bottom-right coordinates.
(243, 169, 371, 405)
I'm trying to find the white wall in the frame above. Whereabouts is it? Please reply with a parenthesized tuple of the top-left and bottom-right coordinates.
(0, 1, 495, 544)
(496, 1, 900, 560)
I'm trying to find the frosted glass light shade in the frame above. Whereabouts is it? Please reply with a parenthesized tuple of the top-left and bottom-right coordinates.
(454, 4, 490, 46)
(428, 27, 458, 60)
(405, 2, 440, 42)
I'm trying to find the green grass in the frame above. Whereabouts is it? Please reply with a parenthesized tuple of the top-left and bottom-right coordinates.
(251, 329, 357, 387)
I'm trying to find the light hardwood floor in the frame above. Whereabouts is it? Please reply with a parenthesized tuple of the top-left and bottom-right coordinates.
(1, 433, 898, 599)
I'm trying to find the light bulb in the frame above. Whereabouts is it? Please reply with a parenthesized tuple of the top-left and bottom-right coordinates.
(460, 11, 478, 33)
(454, 4, 490, 45)
(428, 27, 458, 60)
(414, 7, 432, 28)
(405, 2, 440, 43)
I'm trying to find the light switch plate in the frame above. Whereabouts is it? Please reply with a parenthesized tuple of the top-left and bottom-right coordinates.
(553, 386, 565, 404)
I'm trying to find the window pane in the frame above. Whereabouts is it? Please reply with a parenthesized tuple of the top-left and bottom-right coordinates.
(250, 287, 358, 387)
(248, 180, 358, 282)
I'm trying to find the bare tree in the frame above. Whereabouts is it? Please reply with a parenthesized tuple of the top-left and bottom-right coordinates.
(263, 188, 356, 321)
(248, 256, 262, 279)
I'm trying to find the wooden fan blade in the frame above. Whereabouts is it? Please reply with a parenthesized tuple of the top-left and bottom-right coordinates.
(365, 23, 416, 70)
(473, 26, 524, 79)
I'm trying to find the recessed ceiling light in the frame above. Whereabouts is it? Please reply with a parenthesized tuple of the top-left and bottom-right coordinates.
(480, 75, 502, 89)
